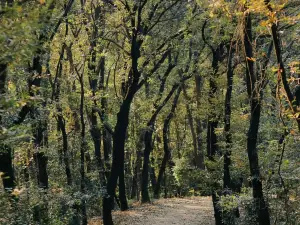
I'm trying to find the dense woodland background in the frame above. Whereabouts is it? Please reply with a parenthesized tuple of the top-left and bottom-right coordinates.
(0, 0, 300, 224)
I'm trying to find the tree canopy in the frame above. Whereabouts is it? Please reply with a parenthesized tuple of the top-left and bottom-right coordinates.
(0, 0, 300, 225)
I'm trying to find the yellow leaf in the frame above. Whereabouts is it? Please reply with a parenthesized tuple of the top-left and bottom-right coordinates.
(40, 0, 45, 4)
(246, 57, 256, 62)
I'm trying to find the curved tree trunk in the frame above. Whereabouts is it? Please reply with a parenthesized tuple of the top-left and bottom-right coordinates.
(154, 86, 182, 198)
(103, 95, 134, 225)
(141, 83, 182, 203)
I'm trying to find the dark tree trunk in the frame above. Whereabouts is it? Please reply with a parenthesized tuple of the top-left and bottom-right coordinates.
(0, 64, 15, 191)
(131, 129, 144, 200)
(119, 167, 128, 210)
(223, 44, 234, 189)
(141, 128, 153, 203)
(195, 75, 205, 169)
(79, 70, 88, 225)
(212, 192, 223, 225)
(141, 84, 181, 203)
(29, 55, 49, 190)
(244, 13, 271, 225)
(103, 11, 144, 221)
(0, 145, 15, 190)
(90, 110, 106, 184)
(154, 87, 182, 198)
(247, 99, 270, 225)
(33, 152, 48, 189)
(103, 95, 134, 225)
(0, 64, 6, 94)
(206, 52, 221, 158)
(58, 114, 72, 185)
(53, 45, 72, 185)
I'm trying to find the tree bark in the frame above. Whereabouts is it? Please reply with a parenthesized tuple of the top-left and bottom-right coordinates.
(0, 64, 16, 191)
(244, 13, 271, 225)
(131, 128, 144, 200)
(141, 83, 182, 203)
(195, 75, 205, 169)
(78, 69, 88, 225)
(223, 44, 234, 189)
(103, 95, 135, 225)
(53, 44, 72, 185)
(154, 87, 182, 198)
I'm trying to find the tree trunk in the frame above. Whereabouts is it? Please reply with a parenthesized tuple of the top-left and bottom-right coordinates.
(131, 129, 144, 200)
(195, 75, 205, 169)
(0, 64, 15, 191)
(223, 44, 234, 189)
(154, 87, 182, 198)
(103, 96, 134, 225)
(79, 70, 88, 225)
(0, 145, 15, 190)
(244, 13, 271, 225)
(212, 192, 223, 225)
(202, 20, 224, 224)
(141, 83, 181, 203)
(54, 45, 72, 186)
(206, 52, 220, 158)
(141, 128, 153, 203)
(119, 166, 128, 210)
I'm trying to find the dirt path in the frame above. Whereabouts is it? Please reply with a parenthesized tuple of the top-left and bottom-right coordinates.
(89, 197, 214, 225)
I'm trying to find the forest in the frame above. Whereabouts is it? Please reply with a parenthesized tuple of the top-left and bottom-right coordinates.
(0, 0, 300, 224)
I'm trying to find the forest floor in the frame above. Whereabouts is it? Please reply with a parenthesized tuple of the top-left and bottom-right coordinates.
(89, 196, 214, 225)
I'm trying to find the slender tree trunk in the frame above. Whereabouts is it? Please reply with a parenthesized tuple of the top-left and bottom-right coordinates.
(194, 75, 205, 169)
(58, 114, 72, 185)
(118, 135, 129, 210)
(0, 145, 15, 190)
(244, 13, 271, 225)
(131, 128, 144, 200)
(141, 84, 181, 203)
(141, 128, 153, 203)
(206, 52, 221, 158)
(223, 44, 234, 189)
(79, 71, 88, 225)
(154, 87, 182, 198)
(54, 44, 72, 185)
(0, 64, 15, 191)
